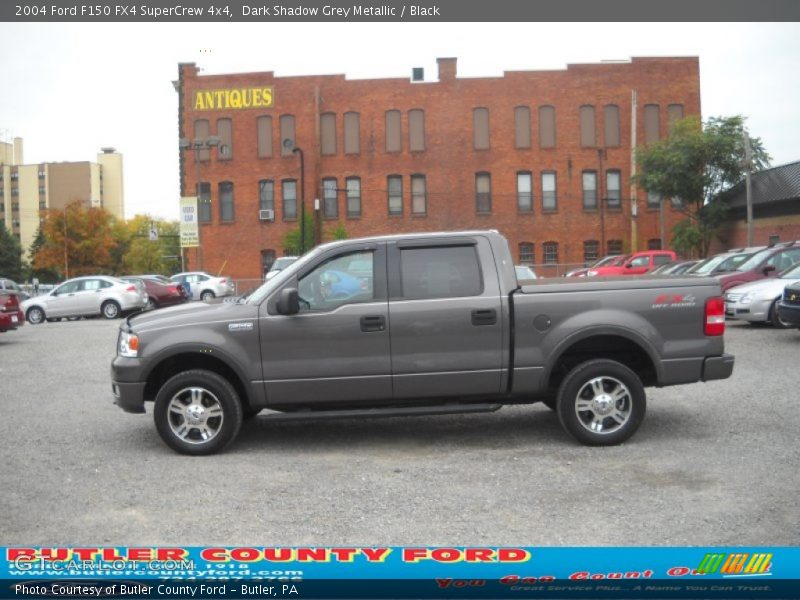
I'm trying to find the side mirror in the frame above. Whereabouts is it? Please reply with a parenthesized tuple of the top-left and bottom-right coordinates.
(276, 287, 300, 315)
(763, 265, 777, 275)
(625, 263, 633, 269)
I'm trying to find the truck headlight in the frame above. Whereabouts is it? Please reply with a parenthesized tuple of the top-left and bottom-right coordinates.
(118, 331, 139, 357)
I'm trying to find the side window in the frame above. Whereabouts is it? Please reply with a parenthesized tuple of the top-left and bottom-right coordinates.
(653, 254, 673, 266)
(297, 251, 374, 312)
(400, 246, 483, 300)
(630, 256, 650, 268)
(56, 281, 80, 295)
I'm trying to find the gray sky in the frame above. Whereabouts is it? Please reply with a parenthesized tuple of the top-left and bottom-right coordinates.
(1, 22, 798, 220)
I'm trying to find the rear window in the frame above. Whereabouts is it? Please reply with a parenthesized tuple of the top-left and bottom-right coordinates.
(400, 246, 483, 299)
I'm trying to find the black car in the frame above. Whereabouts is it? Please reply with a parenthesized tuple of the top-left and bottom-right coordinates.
(777, 281, 800, 329)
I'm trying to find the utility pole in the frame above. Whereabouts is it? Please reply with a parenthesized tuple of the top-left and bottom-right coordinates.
(743, 131, 754, 247)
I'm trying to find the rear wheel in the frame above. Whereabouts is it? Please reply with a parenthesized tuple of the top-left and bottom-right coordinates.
(102, 301, 121, 319)
(146, 297, 158, 310)
(154, 369, 243, 455)
(770, 298, 790, 329)
(201, 290, 216, 301)
(556, 359, 646, 446)
(26, 306, 45, 325)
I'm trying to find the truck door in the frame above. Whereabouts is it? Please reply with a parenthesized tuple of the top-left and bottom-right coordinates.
(387, 236, 504, 399)
(259, 243, 391, 405)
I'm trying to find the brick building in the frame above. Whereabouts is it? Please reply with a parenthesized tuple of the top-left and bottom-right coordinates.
(176, 56, 699, 279)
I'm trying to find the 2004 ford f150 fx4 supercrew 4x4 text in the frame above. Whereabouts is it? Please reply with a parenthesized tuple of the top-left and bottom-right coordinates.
(111, 231, 734, 455)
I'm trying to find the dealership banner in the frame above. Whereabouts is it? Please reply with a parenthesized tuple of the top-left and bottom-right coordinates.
(2, 547, 799, 599)
(179, 197, 199, 248)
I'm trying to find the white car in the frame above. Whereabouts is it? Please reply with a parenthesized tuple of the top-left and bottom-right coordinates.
(724, 262, 800, 328)
(21, 276, 148, 324)
(170, 271, 235, 301)
(265, 256, 299, 280)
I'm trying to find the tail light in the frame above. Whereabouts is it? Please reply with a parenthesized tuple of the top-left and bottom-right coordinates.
(168, 285, 179, 293)
(219, 278, 228, 284)
(705, 297, 725, 336)
(3, 295, 19, 312)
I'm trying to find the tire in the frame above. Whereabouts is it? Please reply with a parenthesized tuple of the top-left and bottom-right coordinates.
(26, 306, 45, 325)
(769, 298, 790, 329)
(153, 369, 243, 455)
(146, 297, 158, 310)
(556, 359, 646, 446)
(101, 301, 121, 319)
(200, 290, 216, 301)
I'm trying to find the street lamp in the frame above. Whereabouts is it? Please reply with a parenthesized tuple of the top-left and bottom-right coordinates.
(283, 139, 305, 253)
(178, 135, 221, 270)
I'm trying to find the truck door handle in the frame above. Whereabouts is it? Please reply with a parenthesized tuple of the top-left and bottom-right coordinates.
(360, 315, 386, 332)
(471, 309, 497, 326)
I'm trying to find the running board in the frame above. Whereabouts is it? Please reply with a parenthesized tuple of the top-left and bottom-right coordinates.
(257, 403, 503, 421)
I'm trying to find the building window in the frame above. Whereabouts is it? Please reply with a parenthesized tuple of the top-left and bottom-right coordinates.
(259, 179, 274, 211)
(198, 182, 211, 223)
(542, 171, 557, 211)
(261, 249, 277, 277)
(604, 105, 620, 147)
(193, 119, 210, 161)
(475, 172, 491, 214)
(257, 116, 273, 158)
(38, 186, 46, 195)
(346, 177, 361, 218)
(648, 239, 663, 250)
(388, 175, 403, 215)
(515, 106, 531, 149)
(517, 171, 533, 213)
(409, 109, 425, 152)
(644, 104, 660, 144)
(606, 170, 621, 209)
(473, 107, 490, 150)
(282, 179, 297, 220)
(344, 112, 360, 155)
(539, 105, 556, 148)
(38, 169, 45, 178)
(580, 105, 596, 147)
(607, 239, 623, 255)
(219, 181, 234, 221)
(768, 234, 780, 245)
(543, 242, 559, 265)
(39, 200, 47, 210)
(647, 191, 661, 209)
(519, 242, 534, 264)
(280, 115, 296, 156)
(667, 103, 684, 130)
(411, 174, 427, 215)
(320, 112, 336, 156)
(217, 118, 233, 159)
(385, 110, 401, 152)
(671, 197, 683, 209)
(12, 202, 19, 211)
(582, 171, 597, 210)
(584, 240, 599, 263)
(11, 189, 18, 197)
(323, 178, 338, 218)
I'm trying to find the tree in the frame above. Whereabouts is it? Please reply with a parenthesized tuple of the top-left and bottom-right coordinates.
(282, 213, 315, 255)
(633, 115, 770, 257)
(0, 223, 23, 281)
(327, 222, 348, 241)
(32, 201, 118, 279)
(120, 215, 182, 275)
(27, 225, 60, 283)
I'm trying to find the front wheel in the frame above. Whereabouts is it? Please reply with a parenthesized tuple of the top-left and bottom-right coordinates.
(770, 298, 790, 329)
(26, 306, 45, 325)
(556, 359, 646, 446)
(154, 369, 243, 455)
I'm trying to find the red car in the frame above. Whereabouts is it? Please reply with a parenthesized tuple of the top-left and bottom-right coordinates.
(0, 291, 25, 332)
(121, 276, 190, 310)
(716, 241, 800, 292)
(587, 250, 678, 277)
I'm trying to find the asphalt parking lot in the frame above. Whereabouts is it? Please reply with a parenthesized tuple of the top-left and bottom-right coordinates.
(1, 317, 798, 546)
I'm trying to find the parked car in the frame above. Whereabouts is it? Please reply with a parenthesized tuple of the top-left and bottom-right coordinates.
(170, 272, 235, 301)
(265, 256, 299, 280)
(648, 260, 702, 276)
(587, 250, 677, 276)
(0, 277, 30, 302)
(20, 276, 148, 324)
(121, 276, 190, 310)
(565, 255, 628, 277)
(716, 242, 800, 292)
(724, 263, 800, 328)
(776, 280, 800, 329)
(686, 247, 764, 277)
(0, 291, 24, 332)
(515, 265, 538, 283)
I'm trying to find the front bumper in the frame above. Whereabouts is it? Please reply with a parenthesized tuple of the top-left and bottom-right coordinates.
(777, 301, 800, 327)
(111, 355, 147, 413)
(702, 353, 735, 382)
(724, 299, 770, 322)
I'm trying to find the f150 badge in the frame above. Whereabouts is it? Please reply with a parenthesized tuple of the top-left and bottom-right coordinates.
(652, 294, 696, 309)
(228, 322, 254, 331)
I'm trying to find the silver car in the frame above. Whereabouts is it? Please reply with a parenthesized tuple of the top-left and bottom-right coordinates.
(170, 271, 235, 301)
(724, 262, 800, 328)
(20, 276, 148, 324)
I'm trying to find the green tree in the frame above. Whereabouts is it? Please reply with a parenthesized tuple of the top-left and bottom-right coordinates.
(120, 215, 182, 275)
(27, 226, 60, 283)
(327, 222, 348, 241)
(282, 213, 315, 255)
(633, 115, 770, 257)
(0, 223, 23, 281)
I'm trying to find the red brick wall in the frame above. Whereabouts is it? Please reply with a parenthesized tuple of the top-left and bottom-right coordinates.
(178, 57, 701, 279)
(711, 215, 800, 253)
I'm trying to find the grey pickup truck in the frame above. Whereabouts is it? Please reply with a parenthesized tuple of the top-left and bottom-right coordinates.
(111, 230, 734, 455)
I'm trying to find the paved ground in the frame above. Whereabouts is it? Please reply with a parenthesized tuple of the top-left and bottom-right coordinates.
(1, 317, 798, 546)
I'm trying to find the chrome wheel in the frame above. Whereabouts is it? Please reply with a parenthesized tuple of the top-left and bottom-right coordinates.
(167, 387, 224, 444)
(102, 301, 120, 319)
(26, 307, 45, 325)
(574, 376, 632, 435)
